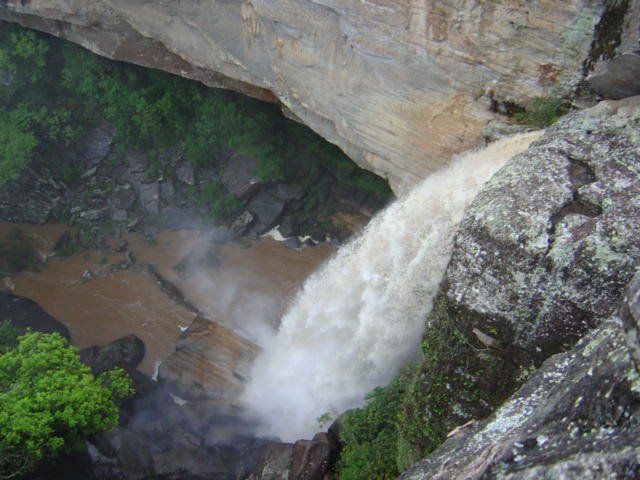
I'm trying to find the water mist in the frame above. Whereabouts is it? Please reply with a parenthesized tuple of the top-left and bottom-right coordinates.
(242, 131, 544, 441)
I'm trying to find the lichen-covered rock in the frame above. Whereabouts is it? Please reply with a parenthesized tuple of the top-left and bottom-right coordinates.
(447, 96, 640, 358)
(1, 1, 631, 192)
(399, 270, 640, 480)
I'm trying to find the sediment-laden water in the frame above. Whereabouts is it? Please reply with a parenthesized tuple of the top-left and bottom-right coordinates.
(1, 223, 331, 375)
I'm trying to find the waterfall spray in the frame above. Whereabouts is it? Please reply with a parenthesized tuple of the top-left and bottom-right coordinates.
(242, 131, 544, 441)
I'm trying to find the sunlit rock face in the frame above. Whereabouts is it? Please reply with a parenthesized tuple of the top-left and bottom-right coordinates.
(0, 1, 625, 192)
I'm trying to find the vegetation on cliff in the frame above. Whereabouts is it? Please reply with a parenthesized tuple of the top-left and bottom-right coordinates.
(336, 294, 524, 479)
(0, 325, 132, 479)
(0, 23, 391, 223)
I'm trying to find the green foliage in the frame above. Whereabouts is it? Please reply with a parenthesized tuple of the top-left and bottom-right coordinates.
(0, 22, 391, 212)
(514, 96, 570, 128)
(0, 331, 132, 478)
(0, 321, 19, 354)
(0, 25, 49, 101)
(0, 107, 38, 186)
(337, 375, 407, 480)
(336, 296, 522, 478)
(199, 179, 244, 220)
(0, 228, 40, 274)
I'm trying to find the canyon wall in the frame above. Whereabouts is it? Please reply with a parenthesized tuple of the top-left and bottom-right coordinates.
(0, 1, 629, 192)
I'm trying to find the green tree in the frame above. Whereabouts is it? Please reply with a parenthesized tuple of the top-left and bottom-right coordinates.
(0, 106, 38, 187)
(0, 331, 133, 478)
(0, 26, 49, 102)
(337, 375, 406, 480)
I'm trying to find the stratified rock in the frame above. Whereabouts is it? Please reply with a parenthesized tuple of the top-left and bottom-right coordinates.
(82, 123, 115, 166)
(221, 155, 261, 200)
(247, 191, 286, 234)
(0, 292, 70, 339)
(447, 96, 640, 358)
(157, 316, 259, 403)
(79, 335, 145, 375)
(1, 1, 626, 192)
(399, 271, 640, 480)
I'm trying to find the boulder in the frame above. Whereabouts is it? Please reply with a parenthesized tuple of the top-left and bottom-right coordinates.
(78, 334, 145, 375)
(159, 179, 176, 204)
(127, 151, 148, 174)
(246, 433, 338, 480)
(138, 182, 160, 215)
(175, 161, 196, 186)
(446, 96, 640, 359)
(588, 53, 640, 100)
(247, 191, 286, 234)
(399, 270, 640, 480)
(82, 123, 115, 166)
(230, 210, 255, 237)
(221, 155, 261, 200)
(278, 215, 299, 238)
(245, 442, 294, 480)
(157, 316, 259, 403)
(282, 237, 301, 250)
(0, 292, 70, 339)
(161, 206, 200, 230)
(111, 183, 137, 210)
(151, 446, 241, 479)
(290, 433, 337, 480)
(268, 183, 304, 202)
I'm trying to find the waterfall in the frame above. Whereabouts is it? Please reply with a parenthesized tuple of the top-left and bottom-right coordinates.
(241, 131, 543, 441)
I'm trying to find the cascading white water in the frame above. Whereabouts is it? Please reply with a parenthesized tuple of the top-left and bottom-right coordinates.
(242, 131, 543, 441)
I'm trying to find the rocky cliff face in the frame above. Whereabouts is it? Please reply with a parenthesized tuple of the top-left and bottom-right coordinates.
(400, 269, 640, 480)
(0, 0, 631, 193)
(447, 95, 640, 360)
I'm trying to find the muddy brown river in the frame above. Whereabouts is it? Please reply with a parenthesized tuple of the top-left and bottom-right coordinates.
(1, 222, 332, 375)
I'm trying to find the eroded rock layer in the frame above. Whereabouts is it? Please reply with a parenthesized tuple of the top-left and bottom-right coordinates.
(0, 0, 628, 192)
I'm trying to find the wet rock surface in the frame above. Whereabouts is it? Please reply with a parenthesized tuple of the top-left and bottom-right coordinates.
(79, 334, 145, 375)
(157, 316, 259, 403)
(87, 314, 336, 480)
(400, 270, 640, 480)
(0, 291, 70, 339)
(447, 96, 640, 359)
(0, 123, 376, 249)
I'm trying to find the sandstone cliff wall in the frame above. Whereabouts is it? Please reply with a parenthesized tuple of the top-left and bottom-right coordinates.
(0, 1, 627, 192)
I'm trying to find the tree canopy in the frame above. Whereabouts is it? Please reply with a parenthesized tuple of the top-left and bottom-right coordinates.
(0, 330, 132, 479)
